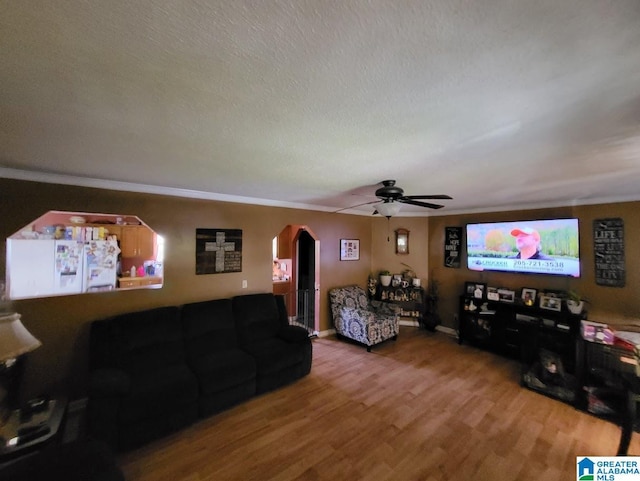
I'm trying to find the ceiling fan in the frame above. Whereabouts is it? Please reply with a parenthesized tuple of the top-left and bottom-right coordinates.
(348, 180, 451, 217)
(335, 180, 452, 216)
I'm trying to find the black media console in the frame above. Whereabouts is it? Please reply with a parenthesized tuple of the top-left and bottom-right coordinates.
(458, 295, 585, 374)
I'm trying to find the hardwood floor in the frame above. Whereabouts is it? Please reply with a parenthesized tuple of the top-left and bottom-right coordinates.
(118, 327, 639, 480)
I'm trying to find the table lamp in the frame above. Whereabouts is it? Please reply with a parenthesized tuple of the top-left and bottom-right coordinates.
(0, 313, 42, 425)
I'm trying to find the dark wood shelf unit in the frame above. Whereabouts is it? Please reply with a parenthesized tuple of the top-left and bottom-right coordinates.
(375, 285, 425, 323)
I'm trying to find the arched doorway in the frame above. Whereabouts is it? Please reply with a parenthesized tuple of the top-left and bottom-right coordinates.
(273, 225, 319, 335)
(294, 228, 317, 335)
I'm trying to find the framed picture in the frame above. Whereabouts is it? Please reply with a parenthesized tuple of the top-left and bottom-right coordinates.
(539, 295, 562, 312)
(487, 286, 499, 301)
(340, 239, 360, 261)
(497, 288, 515, 303)
(521, 288, 537, 306)
(196, 228, 242, 275)
(472, 283, 486, 300)
(464, 282, 476, 296)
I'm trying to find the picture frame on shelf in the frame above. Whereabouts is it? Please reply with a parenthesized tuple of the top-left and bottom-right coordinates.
(497, 288, 515, 303)
(473, 283, 486, 300)
(487, 286, 499, 301)
(339, 239, 360, 261)
(464, 282, 476, 296)
(539, 294, 562, 312)
(521, 288, 537, 306)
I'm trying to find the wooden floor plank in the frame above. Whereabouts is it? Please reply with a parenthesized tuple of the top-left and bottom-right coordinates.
(118, 327, 640, 480)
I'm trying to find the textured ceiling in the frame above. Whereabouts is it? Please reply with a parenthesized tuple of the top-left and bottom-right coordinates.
(2, 1, 640, 216)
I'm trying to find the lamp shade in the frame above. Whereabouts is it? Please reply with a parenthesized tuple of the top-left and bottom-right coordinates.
(376, 202, 401, 218)
(0, 313, 41, 361)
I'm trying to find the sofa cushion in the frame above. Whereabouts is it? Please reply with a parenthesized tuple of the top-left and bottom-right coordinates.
(91, 306, 186, 376)
(242, 338, 306, 375)
(182, 298, 239, 355)
(232, 293, 283, 345)
(190, 349, 256, 395)
(119, 364, 198, 423)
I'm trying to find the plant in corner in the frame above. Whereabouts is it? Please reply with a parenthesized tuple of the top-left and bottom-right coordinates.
(422, 278, 441, 331)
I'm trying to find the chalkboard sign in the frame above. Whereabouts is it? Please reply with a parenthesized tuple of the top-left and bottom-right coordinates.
(444, 227, 462, 268)
(593, 218, 625, 287)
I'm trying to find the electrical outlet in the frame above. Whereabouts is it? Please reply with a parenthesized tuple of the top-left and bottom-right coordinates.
(242, 280, 247, 289)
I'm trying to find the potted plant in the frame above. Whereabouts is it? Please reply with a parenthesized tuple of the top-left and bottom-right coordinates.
(566, 290, 588, 315)
(379, 270, 392, 287)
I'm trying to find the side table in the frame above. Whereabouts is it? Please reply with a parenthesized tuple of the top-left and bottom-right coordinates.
(0, 396, 67, 464)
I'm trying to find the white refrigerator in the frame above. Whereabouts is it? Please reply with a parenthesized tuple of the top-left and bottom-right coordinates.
(82, 240, 120, 292)
(7, 238, 120, 299)
(54, 240, 85, 294)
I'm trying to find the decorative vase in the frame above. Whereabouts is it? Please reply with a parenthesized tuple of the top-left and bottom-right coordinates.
(566, 300, 584, 315)
(380, 275, 392, 287)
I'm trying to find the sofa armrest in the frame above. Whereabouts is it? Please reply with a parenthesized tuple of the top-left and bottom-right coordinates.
(89, 368, 131, 398)
(278, 325, 310, 343)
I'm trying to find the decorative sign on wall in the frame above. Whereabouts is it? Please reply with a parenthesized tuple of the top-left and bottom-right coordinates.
(444, 227, 462, 268)
(196, 229, 242, 275)
(593, 218, 625, 287)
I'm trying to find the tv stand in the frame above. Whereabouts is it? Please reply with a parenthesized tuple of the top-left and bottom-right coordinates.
(458, 295, 584, 374)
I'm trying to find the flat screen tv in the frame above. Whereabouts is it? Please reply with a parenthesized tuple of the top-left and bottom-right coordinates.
(466, 218, 580, 277)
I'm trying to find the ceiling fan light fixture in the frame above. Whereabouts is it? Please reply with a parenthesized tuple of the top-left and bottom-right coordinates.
(376, 202, 401, 218)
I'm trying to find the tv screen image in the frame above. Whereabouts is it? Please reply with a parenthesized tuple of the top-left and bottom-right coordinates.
(466, 218, 580, 277)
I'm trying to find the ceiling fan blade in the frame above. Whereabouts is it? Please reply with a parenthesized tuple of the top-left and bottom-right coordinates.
(399, 198, 444, 209)
(333, 200, 379, 213)
(403, 194, 453, 200)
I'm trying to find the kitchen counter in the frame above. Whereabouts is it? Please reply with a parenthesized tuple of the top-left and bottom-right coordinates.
(118, 276, 163, 289)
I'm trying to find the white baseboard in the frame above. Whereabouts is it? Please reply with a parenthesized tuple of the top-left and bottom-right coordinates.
(399, 319, 420, 327)
(436, 325, 457, 337)
(317, 328, 336, 338)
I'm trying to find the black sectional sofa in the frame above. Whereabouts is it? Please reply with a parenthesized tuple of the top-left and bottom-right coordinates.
(88, 293, 312, 451)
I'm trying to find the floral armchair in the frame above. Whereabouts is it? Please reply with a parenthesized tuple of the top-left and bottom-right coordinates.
(329, 285, 399, 351)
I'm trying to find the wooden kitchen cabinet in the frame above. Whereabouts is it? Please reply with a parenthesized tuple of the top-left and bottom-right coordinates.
(106, 225, 122, 239)
(118, 276, 163, 288)
(121, 225, 155, 258)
